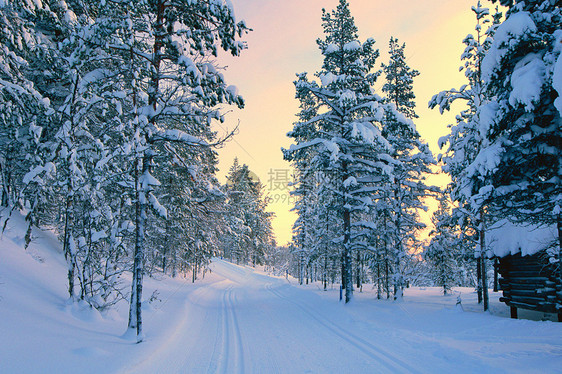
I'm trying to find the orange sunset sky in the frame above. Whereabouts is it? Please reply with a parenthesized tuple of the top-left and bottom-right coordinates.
(214, 0, 487, 246)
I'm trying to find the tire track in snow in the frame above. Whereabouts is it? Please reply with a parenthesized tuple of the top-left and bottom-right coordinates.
(265, 283, 421, 374)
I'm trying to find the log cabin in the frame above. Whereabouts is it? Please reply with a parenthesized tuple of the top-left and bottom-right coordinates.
(487, 220, 561, 321)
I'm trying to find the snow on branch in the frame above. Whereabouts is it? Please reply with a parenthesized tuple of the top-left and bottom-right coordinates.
(148, 192, 167, 219)
(150, 129, 208, 146)
(482, 11, 537, 82)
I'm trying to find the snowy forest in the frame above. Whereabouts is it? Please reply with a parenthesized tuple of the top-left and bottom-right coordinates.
(0, 0, 275, 342)
(282, 0, 561, 313)
(1, 0, 561, 366)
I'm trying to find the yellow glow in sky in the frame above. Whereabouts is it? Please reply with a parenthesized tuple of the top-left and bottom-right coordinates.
(215, 0, 481, 246)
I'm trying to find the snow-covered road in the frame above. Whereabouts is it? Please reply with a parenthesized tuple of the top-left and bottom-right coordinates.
(2, 231, 561, 374)
(120, 260, 562, 374)
(123, 260, 420, 373)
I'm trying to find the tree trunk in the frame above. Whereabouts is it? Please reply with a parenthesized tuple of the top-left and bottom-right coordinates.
(127, 0, 165, 342)
(341, 253, 346, 290)
(480, 228, 489, 311)
(556, 213, 562, 312)
(323, 252, 327, 290)
(441, 255, 448, 296)
(376, 254, 381, 300)
(385, 241, 390, 299)
(493, 257, 499, 292)
(0, 149, 12, 207)
(162, 213, 170, 273)
(356, 250, 361, 290)
(476, 256, 483, 304)
(63, 195, 75, 299)
(128, 155, 148, 343)
(343, 204, 353, 303)
(299, 254, 304, 285)
(393, 180, 403, 300)
(393, 252, 402, 300)
(192, 258, 197, 283)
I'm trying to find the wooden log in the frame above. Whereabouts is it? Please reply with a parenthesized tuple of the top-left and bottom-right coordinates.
(505, 264, 550, 272)
(536, 304, 558, 314)
(508, 277, 550, 284)
(506, 257, 543, 265)
(509, 270, 550, 278)
(506, 300, 557, 313)
(510, 306, 518, 319)
(506, 301, 558, 313)
(536, 287, 557, 295)
(509, 295, 551, 305)
(506, 283, 549, 291)
(503, 289, 548, 298)
(503, 260, 539, 268)
(506, 301, 538, 310)
(499, 284, 511, 291)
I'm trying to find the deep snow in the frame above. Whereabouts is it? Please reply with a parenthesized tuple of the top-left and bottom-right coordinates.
(1, 212, 561, 373)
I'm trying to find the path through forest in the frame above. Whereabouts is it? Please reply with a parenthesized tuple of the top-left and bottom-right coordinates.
(2, 235, 561, 374)
(119, 260, 562, 373)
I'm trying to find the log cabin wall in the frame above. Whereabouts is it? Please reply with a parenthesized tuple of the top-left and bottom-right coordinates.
(496, 250, 561, 321)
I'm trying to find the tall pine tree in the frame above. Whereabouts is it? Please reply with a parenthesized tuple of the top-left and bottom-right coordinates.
(382, 37, 434, 299)
(479, 0, 562, 302)
(284, 0, 411, 303)
(429, 1, 501, 310)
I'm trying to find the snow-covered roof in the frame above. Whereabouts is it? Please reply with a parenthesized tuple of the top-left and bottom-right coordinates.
(486, 219, 557, 258)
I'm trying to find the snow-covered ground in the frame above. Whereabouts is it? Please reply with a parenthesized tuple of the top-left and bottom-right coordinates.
(1, 212, 561, 373)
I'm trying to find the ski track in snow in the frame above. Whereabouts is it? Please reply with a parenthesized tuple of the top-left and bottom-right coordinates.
(214, 286, 246, 374)
(265, 283, 419, 374)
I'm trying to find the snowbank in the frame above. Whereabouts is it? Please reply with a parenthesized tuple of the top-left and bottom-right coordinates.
(0, 211, 204, 373)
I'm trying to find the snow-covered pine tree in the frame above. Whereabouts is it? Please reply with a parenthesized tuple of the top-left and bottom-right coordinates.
(309, 171, 345, 289)
(424, 190, 460, 295)
(382, 37, 420, 120)
(284, 0, 410, 303)
(429, 1, 500, 310)
(222, 159, 274, 266)
(477, 0, 562, 288)
(0, 0, 47, 208)
(72, 0, 248, 341)
(222, 158, 251, 263)
(289, 167, 315, 285)
(381, 37, 435, 300)
(150, 146, 223, 279)
(0, 0, 73, 221)
(288, 86, 313, 283)
(0, 0, 130, 306)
